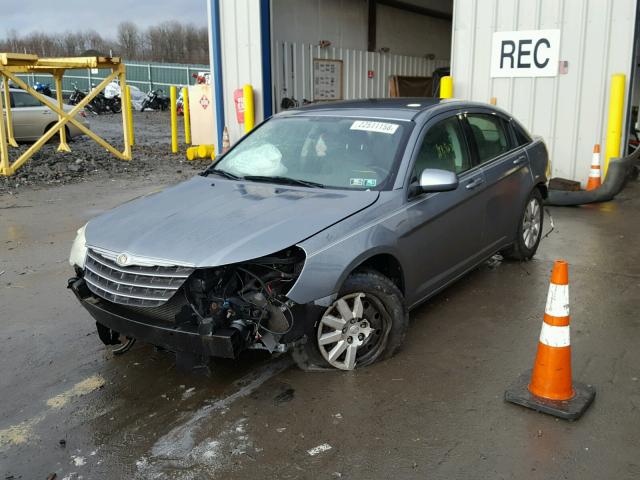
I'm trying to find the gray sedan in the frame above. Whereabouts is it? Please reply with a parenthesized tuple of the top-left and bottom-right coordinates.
(68, 98, 548, 371)
(6, 88, 88, 141)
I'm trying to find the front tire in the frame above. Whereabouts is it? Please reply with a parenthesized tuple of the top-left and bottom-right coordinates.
(504, 188, 544, 261)
(296, 270, 409, 371)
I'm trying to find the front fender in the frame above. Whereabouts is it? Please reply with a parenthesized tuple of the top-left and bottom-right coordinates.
(286, 197, 406, 304)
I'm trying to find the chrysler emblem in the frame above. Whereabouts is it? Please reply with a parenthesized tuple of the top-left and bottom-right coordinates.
(116, 253, 129, 267)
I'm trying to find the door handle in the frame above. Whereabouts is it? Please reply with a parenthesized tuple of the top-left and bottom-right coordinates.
(465, 177, 485, 190)
(513, 155, 527, 166)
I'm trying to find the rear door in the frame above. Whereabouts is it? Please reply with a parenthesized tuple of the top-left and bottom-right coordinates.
(462, 111, 532, 252)
(10, 91, 50, 140)
(398, 112, 487, 305)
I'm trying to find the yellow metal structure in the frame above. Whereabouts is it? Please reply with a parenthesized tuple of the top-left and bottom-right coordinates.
(604, 73, 625, 177)
(2, 76, 17, 147)
(440, 76, 453, 99)
(170, 86, 178, 153)
(0, 53, 132, 176)
(125, 86, 134, 146)
(243, 84, 255, 133)
(182, 87, 191, 145)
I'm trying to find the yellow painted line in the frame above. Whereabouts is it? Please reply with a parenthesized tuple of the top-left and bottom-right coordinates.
(0, 374, 106, 450)
(46, 374, 106, 409)
(0, 414, 45, 449)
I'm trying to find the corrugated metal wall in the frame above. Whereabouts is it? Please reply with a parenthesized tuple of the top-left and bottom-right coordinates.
(18, 61, 209, 94)
(451, 0, 637, 183)
(219, 0, 265, 143)
(273, 40, 450, 111)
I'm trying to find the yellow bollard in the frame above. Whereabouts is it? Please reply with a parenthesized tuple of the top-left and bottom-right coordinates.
(197, 144, 215, 158)
(186, 146, 197, 161)
(604, 73, 626, 178)
(440, 76, 453, 99)
(182, 87, 191, 145)
(243, 84, 254, 133)
(211, 151, 216, 162)
(170, 85, 178, 154)
(125, 86, 134, 146)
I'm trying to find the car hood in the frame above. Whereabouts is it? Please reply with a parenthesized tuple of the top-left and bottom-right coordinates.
(85, 175, 379, 267)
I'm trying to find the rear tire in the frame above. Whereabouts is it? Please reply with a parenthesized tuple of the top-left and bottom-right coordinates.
(504, 188, 544, 261)
(294, 270, 408, 371)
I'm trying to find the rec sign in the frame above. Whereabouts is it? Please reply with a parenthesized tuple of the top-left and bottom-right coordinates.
(490, 29, 560, 78)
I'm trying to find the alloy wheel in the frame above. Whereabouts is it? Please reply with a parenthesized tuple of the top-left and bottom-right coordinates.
(317, 292, 388, 370)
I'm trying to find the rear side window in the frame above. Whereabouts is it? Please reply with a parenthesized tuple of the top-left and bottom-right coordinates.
(411, 116, 471, 182)
(511, 120, 532, 146)
(466, 114, 510, 163)
(11, 92, 42, 108)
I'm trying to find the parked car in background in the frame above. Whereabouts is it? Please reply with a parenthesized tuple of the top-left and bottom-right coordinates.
(68, 98, 548, 372)
(6, 88, 88, 142)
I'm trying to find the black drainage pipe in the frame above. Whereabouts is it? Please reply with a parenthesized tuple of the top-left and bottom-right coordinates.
(545, 148, 640, 206)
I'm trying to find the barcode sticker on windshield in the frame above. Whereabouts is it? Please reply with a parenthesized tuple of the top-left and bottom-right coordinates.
(350, 120, 399, 135)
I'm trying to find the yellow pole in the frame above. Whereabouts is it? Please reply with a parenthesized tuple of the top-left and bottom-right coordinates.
(604, 73, 626, 177)
(54, 73, 71, 152)
(182, 86, 191, 145)
(170, 85, 178, 153)
(117, 70, 132, 160)
(125, 85, 134, 146)
(0, 75, 10, 175)
(243, 84, 254, 133)
(440, 76, 453, 99)
(2, 76, 18, 147)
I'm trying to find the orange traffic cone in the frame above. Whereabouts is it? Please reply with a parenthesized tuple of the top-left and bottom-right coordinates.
(586, 144, 602, 191)
(222, 126, 231, 154)
(505, 260, 595, 420)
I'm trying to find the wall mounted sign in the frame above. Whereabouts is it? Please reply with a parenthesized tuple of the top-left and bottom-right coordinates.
(313, 59, 343, 101)
(490, 29, 561, 77)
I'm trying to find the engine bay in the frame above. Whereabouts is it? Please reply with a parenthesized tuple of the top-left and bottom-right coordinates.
(180, 246, 306, 356)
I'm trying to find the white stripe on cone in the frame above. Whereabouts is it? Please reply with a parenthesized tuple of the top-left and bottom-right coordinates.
(539, 322, 571, 347)
(589, 168, 600, 177)
(545, 284, 570, 317)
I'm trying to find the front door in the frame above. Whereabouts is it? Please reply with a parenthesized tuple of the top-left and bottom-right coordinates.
(398, 113, 487, 306)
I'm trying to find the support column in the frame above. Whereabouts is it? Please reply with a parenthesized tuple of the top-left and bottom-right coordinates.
(3, 76, 18, 147)
(54, 72, 71, 152)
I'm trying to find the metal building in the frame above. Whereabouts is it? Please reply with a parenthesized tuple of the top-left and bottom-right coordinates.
(207, 0, 639, 184)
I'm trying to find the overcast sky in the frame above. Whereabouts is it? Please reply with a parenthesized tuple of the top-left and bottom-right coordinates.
(1, 0, 209, 38)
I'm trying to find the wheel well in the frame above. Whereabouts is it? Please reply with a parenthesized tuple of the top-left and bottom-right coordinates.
(44, 123, 70, 136)
(536, 182, 548, 199)
(355, 254, 405, 294)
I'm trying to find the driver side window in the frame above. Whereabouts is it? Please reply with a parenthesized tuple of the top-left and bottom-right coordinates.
(411, 116, 470, 182)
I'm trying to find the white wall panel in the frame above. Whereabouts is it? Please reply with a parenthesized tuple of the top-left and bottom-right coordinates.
(272, 40, 449, 111)
(452, 0, 637, 184)
(219, 0, 264, 143)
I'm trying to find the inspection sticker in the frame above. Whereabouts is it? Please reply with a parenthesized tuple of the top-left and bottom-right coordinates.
(350, 178, 377, 187)
(350, 120, 399, 134)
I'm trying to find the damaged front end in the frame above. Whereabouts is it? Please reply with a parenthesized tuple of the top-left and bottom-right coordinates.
(68, 246, 312, 364)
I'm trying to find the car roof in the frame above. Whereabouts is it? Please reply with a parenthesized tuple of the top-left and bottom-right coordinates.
(280, 98, 496, 121)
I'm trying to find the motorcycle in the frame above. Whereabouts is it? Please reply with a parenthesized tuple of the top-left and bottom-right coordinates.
(140, 89, 169, 112)
(68, 83, 120, 114)
(34, 82, 54, 98)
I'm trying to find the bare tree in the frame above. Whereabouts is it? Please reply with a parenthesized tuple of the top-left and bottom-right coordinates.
(117, 21, 140, 60)
(0, 21, 210, 64)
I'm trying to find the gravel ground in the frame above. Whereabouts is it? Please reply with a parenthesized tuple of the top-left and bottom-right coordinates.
(0, 110, 210, 194)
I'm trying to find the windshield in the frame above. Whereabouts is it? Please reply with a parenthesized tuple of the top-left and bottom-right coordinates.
(212, 116, 411, 190)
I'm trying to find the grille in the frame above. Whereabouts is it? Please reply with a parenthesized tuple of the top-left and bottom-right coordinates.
(84, 249, 194, 307)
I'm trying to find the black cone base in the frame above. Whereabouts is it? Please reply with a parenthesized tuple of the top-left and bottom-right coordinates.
(505, 371, 595, 421)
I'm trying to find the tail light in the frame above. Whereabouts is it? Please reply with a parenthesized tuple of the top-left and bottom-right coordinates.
(79, 111, 87, 118)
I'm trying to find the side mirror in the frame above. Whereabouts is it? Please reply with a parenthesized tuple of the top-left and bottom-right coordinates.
(419, 168, 459, 192)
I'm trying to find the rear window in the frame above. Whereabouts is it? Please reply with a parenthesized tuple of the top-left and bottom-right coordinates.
(11, 92, 43, 108)
(511, 120, 532, 146)
(466, 114, 510, 163)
